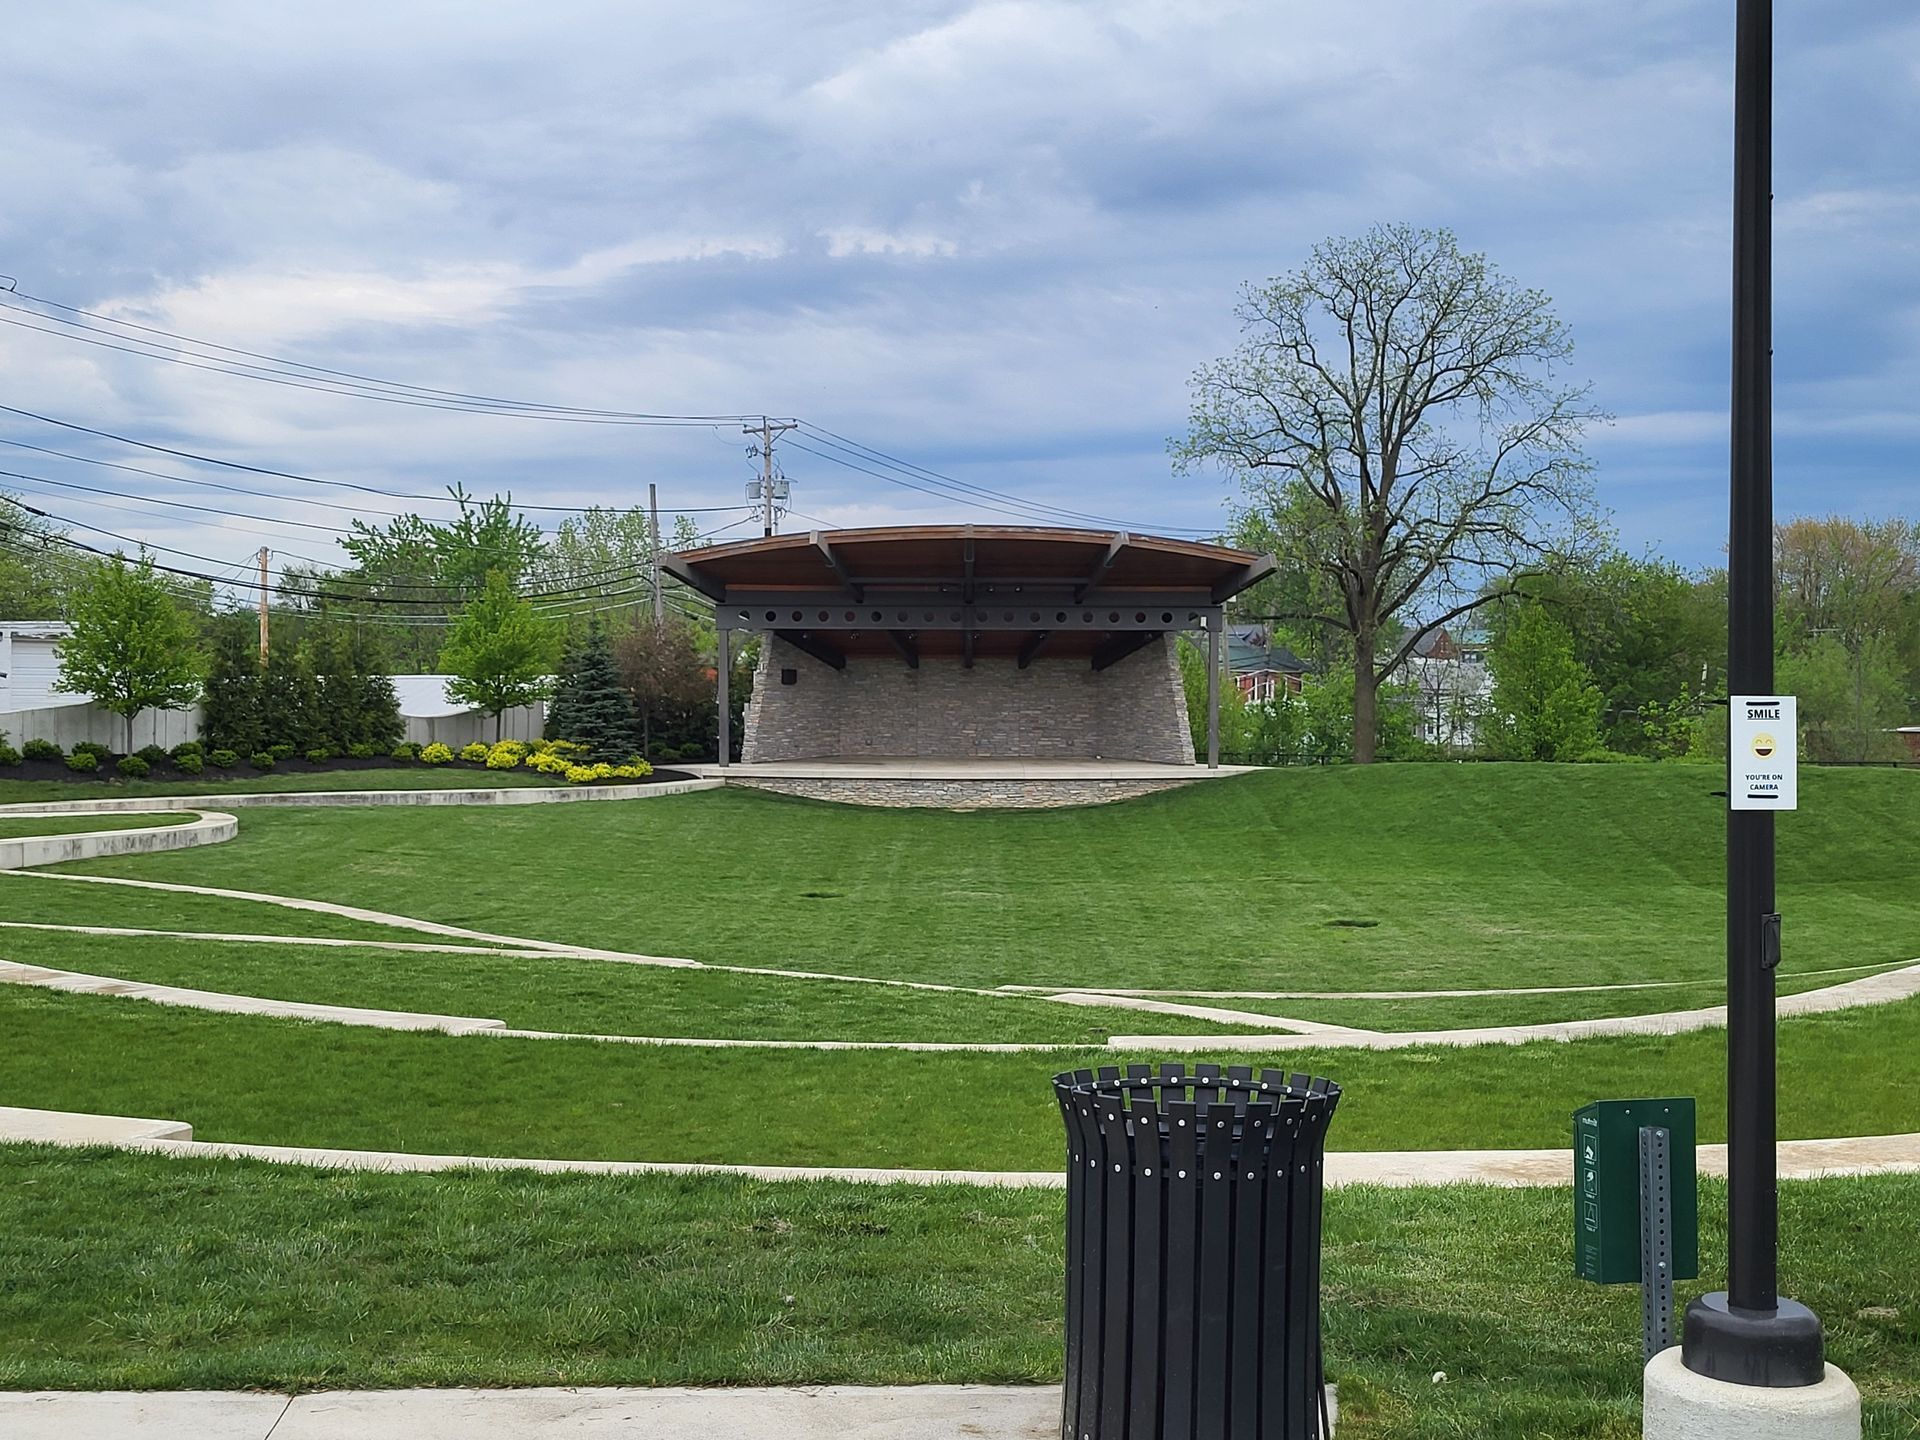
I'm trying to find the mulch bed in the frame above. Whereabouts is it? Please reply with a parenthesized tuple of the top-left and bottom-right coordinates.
(0, 755, 697, 788)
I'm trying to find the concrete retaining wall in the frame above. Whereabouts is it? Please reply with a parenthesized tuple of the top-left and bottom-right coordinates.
(0, 811, 236, 871)
(741, 634, 1194, 765)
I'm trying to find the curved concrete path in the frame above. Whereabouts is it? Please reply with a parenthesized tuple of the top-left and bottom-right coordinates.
(7, 953, 1916, 1054)
(2, 783, 1914, 1050)
(7, 1104, 1920, 1191)
(0, 1384, 1068, 1440)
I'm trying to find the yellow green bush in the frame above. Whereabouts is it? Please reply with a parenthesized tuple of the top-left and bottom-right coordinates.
(420, 742, 455, 765)
(484, 742, 524, 770)
(459, 742, 490, 762)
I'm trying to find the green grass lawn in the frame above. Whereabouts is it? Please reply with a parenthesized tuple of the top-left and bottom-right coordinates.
(0, 874, 456, 944)
(44, 765, 1920, 992)
(0, 765, 562, 806)
(0, 812, 186, 840)
(2, 1147, 1913, 1437)
(0, 931, 1236, 1043)
(5, 987, 1917, 1166)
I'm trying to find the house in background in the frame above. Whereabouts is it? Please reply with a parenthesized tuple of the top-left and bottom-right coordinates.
(1404, 625, 1493, 751)
(1227, 624, 1314, 702)
(1898, 726, 1920, 761)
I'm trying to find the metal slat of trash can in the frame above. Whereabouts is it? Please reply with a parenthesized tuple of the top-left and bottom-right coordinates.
(1055, 1064, 1342, 1440)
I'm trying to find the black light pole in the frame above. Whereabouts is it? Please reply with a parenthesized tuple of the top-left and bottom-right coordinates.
(1680, 0, 1824, 1387)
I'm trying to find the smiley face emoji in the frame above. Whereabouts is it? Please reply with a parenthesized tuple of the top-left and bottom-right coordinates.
(1751, 732, 1776, 758)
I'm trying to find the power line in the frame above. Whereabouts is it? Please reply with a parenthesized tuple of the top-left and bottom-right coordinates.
(0, 404, 760, 516)
(0, 300, 759, 426)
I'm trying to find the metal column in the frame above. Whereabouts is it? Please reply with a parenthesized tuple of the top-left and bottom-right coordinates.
(716, 626, 731, 768)
(1680, 0, 1825, 1386)
(1206, 621, 1221, 769)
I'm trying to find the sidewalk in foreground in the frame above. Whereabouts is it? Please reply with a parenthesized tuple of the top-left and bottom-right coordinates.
(0, 1385, 1061, 1440)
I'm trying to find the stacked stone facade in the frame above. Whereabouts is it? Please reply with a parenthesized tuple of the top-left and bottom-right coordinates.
(740, 633, 1195, 765)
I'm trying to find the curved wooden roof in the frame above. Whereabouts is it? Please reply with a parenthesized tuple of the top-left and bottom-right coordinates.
(665, 525, 1273, 600)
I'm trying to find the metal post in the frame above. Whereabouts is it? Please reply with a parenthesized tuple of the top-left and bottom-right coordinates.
(1680, 0, 1824, 1386)
(1206, 619, 1221, 770)
(716, 625, 731, 768)
(1640, 1125, 1675, 1362)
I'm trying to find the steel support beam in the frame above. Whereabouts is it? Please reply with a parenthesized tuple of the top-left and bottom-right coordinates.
(1076, 532, 1129, 602)
(812, 533, 863, 601)
(1018, 630, 1053, 669)
(716, 592, 1220, 633)
(962, 625, 975, 670)
(962, 532, 976, 604)
(1206, 622, 1221, 769)
(1091, 630, 1160, 673)
(716, 625, 730, 768)
(661, 552, 726, 602)
(1212, 553, 1275, 604)
(772, 629, 847, 671)
(887, 630, 919, 669)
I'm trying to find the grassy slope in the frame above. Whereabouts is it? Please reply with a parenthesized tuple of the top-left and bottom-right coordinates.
(0, 931, 1236, 1043)
(4, 987, 1917, 1165)
(1, 1148, 1913, 1438)
(0, 766, 560, 806)
(0, 813, 184, 839)
(0, 873, 466, 944)
(49, 765, 1920, 992)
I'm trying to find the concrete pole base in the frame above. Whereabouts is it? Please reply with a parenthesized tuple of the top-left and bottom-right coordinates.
(1644, 1347, 1860, 1439)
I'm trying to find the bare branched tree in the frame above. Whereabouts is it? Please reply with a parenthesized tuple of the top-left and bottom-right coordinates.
(1174, 224, 1607, 761)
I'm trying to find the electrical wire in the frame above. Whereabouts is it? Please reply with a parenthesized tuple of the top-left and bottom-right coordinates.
(0, 404, 760, 516)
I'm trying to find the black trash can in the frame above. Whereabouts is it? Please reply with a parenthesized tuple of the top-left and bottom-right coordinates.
(1055, 1062, 1341, 1440)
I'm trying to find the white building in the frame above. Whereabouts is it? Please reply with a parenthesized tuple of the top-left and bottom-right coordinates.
(389, 674, 546, 749)
(1403, 627, 1493, 752)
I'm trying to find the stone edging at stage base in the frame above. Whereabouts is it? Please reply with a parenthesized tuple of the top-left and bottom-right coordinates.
(725, 776, 1199, 809)
(0, 778, 723, 818)
(0, 811, 236, 872)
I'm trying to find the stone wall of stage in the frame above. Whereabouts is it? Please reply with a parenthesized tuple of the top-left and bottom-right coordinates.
(739, 633, 1195, 765)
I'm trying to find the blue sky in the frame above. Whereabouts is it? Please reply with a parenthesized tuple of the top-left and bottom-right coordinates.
(0, 0, 1914, 585)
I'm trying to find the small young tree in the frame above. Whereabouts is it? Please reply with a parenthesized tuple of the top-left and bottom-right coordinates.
(615, 617, 710, 760)
(1486, 602, 1605, 760)
(201, 614, 264, 756)
(54, 553, 204, 752)
(439, 570, 555, 740)
(547, 618, 642, 757)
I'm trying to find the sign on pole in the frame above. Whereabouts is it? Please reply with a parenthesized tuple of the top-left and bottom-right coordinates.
(1729, 695, 1797, 811)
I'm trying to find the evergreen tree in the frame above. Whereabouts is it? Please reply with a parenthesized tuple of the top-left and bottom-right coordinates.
(312, 624, 358, 752)
(257, 643, 305, 750)
(54, 553, 205, 753)
(348, 625, 404, 750)
(547, 618, 641, 757)
(201, 615, 264, 755)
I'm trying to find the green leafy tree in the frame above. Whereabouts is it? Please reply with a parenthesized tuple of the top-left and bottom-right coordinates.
(615, 616, 712, 760)
(1485, 603, 1605, 760)
(547, 619, 642, 756)
(439, 570, 556, 740)
(256, 643, 303, 750)
(1, 494, 83, 619)
(1176, 636, 1252, 762)
(54, 553, 205, 752)
(1174, 224, 1604, 763)
(1778, 633, 1908, 762)
(201, 615, 264, 756)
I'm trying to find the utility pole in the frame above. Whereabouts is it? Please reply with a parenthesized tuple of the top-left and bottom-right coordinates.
(256, 547, 270, 663)
(648, 483, 664, 628)
(744, 417, 798, 537)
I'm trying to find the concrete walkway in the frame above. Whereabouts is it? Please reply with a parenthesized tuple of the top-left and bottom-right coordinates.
(0, 1384, 1063, 1440)
(10, 1105, 1920, 1190)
